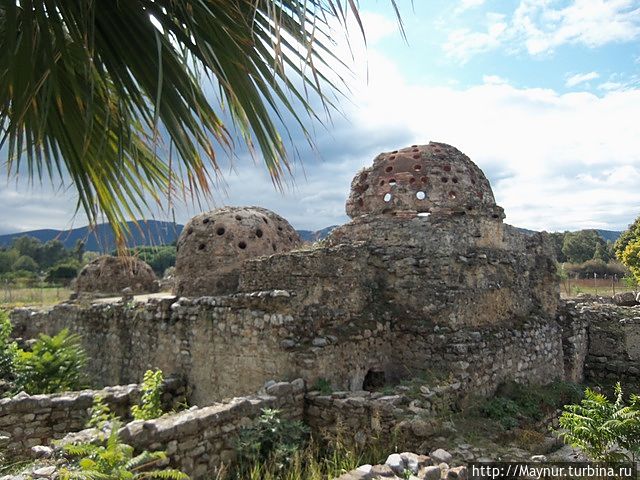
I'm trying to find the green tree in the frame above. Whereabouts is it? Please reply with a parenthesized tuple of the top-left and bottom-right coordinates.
(615, 215, 640, 259)
(562, 230, 606, 264)
(615, 215, 640, 283)
(11, 236, 43, 264)
(41, 239, 69, 269)
(592, 242, 611, 262)
(12, 255, 38, 273)
(549, 232, 568, 262)
(46, 261, 81, 286)
(0, 250, 18, 274)
(1, 2, 396, 247)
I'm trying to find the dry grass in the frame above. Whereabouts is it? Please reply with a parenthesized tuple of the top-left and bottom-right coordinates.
(560, 278, 636, 299)
(0, 287, 71, 309)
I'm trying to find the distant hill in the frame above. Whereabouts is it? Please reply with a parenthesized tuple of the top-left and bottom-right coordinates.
(595, 230, 622, 243)
(0, 221, 338, 252)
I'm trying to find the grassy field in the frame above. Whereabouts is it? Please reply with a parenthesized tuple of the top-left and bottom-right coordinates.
(560, 278, 637, 298)
(0, 286, 71, 309)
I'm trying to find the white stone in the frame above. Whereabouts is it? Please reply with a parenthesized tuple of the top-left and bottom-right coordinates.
(385, 453, 404, 475)
(430, 448, 453, 464)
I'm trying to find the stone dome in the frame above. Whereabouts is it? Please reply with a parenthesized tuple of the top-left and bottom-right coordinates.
(175, 206, 302, 296)
(346, 142, 503, 219)
(74, 255, 158, 295)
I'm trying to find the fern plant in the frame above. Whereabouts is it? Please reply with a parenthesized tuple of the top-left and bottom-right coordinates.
(60, 420, 188, 479)
(131, 369, 164, 421)
(87, 395, 118, 430)
(558, 382, 640, 462)
(12, 329, 87, 394)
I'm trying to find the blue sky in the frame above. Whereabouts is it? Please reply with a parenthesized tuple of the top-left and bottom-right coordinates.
(1, 0, 640, 235)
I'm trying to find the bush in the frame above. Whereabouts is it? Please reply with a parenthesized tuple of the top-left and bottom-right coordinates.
(236, 408, 310, 470)
(46, 262, 80, 285)
(12, 329, 87, 394)
(86, 395, 117, 429)
(60, 420, 188, 479)
(558, 383, 640, 462)
(131, 369, 165, 421)
(0, 311, 17, 380)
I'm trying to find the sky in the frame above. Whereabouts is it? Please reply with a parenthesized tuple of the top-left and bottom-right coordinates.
(2, 0, 640, 235)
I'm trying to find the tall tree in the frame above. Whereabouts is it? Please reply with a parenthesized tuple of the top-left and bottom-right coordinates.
(615, 215, 640, 283)
(562, 230, 606, 264)
(1, 1, 400, 247)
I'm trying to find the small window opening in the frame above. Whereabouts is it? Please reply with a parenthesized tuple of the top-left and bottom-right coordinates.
(363, 369, 386, 391)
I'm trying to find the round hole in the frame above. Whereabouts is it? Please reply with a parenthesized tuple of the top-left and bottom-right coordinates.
(416, 191, 426, 200)
(379, 180, 385, 186)
(263, 217, 268, 224)
(198, 244, 205, 251)
(421, 176, 428, 183)
(411, 144, 418, 148)
(467, 206, 473, 211)
(471, 179, 476, 185)
(235, 215, 242, 221)
(412, 154, 420, 159)
(358, 198, 364, 206)
(187, 227, 193, 234)
(452, 178, 459, 183)
(414, 165, 422, 171)
(256, 229, 263, 238)
(389, 179, 397, 186)
(392, 150, 398, 154)
(389, 155, 396, 160)
(288, 236, 292, 242)
(449, 191, 457, 199)
(492, 214, 500, 219)
(216, 227, 225, 235)
(409, 177, 416, 184)
(238, 241, 247, 249)
(272, 243, 277, 251)
(203, 218, 210, 224)
(383, 193, 392, 202)
(385, 166, 393, 173)
(443, 165, 451, 172)
(361, 173, 368, 180)
(441, 177, 448, 183)
(278, 226, 283, 231)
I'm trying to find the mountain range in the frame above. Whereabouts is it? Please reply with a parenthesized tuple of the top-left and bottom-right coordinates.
(0, 221, 338, 252)
(0, 221, 622, 252)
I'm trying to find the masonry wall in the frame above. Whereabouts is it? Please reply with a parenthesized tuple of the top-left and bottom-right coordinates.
(0, 379, 186, 459)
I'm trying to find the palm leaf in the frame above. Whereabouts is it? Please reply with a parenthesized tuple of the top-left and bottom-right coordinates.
(0, 1, 400, 248)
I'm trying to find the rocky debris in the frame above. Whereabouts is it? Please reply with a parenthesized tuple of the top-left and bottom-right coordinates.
(174, 206, 301, 296)
(336, 450, 466, 480)
(613, 291, 639, 306)
(430, 448, 453, 464)
(74, 255, 158, 296)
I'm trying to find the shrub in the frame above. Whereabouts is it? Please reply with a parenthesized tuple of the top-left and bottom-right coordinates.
(86, 395, 117, 429)
(131, 369, 164, 421)
(0, 310, 17, 380)
(558, 383, 640, 462)
(236, 408, 309, 470)
(311, 378, 332, 395)
(60, 420, 188, 479)
(12, 329, 87, 394)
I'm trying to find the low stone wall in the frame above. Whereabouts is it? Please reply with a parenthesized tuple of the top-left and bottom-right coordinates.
(579, 303, 640, 392)
(0, 378, 186, 459)
(556, 301, 589, 384)
(113, 379, 305, 479)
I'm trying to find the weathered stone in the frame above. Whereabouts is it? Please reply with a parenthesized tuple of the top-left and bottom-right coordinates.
(75, 255, 158, 296)
(430, 448, 453, 464)
(385, 453, 404, 475)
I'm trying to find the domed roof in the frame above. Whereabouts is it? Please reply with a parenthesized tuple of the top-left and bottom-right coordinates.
(75, 255, 158, 295)
(346, 142, 500, 218)
(175, 206, 301, 296)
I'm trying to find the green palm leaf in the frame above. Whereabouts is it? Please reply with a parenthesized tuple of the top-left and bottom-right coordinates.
(1, 1, 400, 248)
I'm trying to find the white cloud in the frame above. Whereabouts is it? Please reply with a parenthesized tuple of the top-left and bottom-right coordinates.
(444, 0, 640, 61)
(456, 0, 486, 13)
(565, 71, 600, 87)
(483, 74, 509, 85)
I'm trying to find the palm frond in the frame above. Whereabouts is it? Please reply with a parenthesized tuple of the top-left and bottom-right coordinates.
(0, 1, 400, 248)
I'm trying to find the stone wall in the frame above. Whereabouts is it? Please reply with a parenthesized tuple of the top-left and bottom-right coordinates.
(556, 301, 589, 384)
(0, 380, 185, 459)
(113, 379, 304, 479)
(579, 303, 640, 392)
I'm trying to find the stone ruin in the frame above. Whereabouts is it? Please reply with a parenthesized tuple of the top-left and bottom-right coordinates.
(74, 255, 158, 296)
(174, 206, 302, 296)
(6, 142, 640, 479)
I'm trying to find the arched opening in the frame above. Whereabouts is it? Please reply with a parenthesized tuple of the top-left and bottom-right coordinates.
(362, 369, 386, 391)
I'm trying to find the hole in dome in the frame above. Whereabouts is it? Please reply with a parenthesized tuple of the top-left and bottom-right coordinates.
(421, 176, 428, 183)
(467, 206, 474, 211)
(198, 244, 205, 251)
(416, 191, 426, 200)
(412, 148, 419, 153)
(263, 217, 269, 224)
(383, 193, 392, 202)
(444, 165, 451, 172)
(362, 173, 368, 180)
(389, 155, 396, 160)
(385, 166, 393, 172)
(235, 215, 242, 221)
(452, 178, 459, 183)
(417, 212, 430, 217)
(358, 198, 364, 206)
(216, 227, 225, 236)
(288, 236, 293, 242)
(187, 227, 193, 235)
(272, 244, 277, 251)
(449, 191, 457, 199)
(203, 218, 210, 224)
(441, 177, 448, 183)
(392, 150, 398, 154)
(362, 183, 369, 191)
(379, 180, 385, 186)
(414, 164, 422, 171)
(389, 179, 397, 186)
(238, 241, 247, 249)
(256, 229, 263, 238)
(471, 179, 476, 185)
(411, 144, 418, 148)
(412, 154, 420, 159)
(278, 226, 283, 231)
(409, 177, 416, 184)
(492, 214, 500, 219)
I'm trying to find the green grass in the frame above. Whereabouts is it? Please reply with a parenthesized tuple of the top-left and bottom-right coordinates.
(560, 279, 635, 298)
(0, 286, 71, 309)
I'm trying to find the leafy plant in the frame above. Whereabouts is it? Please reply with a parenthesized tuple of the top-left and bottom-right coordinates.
(12, 329, 87, 394)
(311, 378, 332, 395)
(558, 383, 640, 462)
(131, 369, 164, 421)
(0, 310, 17, 380)
(60, 420, 188, 479)
(236, 408, 310, 470)
(87, 395, 117, 430)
